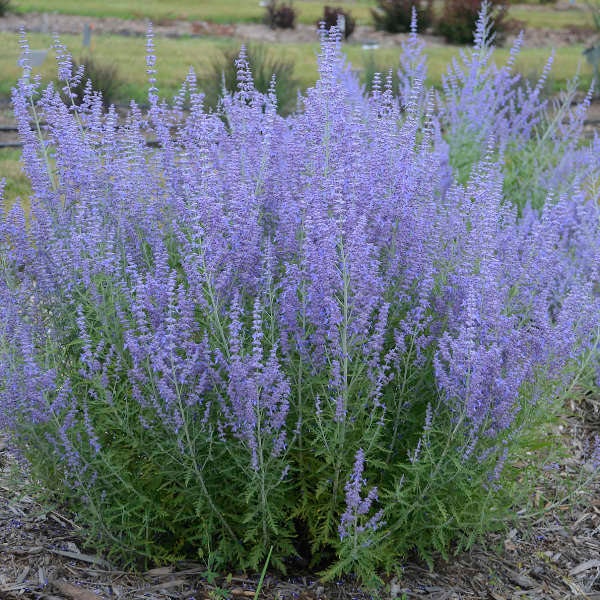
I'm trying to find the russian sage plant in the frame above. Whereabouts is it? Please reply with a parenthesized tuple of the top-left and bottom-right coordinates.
(1, 15, 599, 582)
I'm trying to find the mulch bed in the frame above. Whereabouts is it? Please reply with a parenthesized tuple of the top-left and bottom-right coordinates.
(2, 393, 600, 600)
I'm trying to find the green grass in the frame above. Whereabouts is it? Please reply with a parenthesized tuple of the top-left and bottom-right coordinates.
(509, 5, 590, 29)
(0, 148, 30, 213)
(11, 0, 377, 25)
(0, 31, 593, 102)
(10, 0, 597, 30)
(0, 32, 317, 104)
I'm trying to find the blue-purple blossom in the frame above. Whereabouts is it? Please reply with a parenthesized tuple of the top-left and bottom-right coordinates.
(339, 449, 383, 540)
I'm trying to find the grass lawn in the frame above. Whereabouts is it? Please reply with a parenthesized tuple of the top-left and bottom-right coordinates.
(9, 0, 598, 30)
(0, 31, 593, 103)
(0, 148, 30, 213)
(510, 4, 591, 29)
(11, 0, 377, 25)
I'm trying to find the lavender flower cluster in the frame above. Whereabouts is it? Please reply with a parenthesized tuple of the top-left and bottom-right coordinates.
(1, 11, 599, 576)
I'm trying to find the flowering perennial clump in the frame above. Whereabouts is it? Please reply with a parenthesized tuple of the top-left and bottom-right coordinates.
(1, 13, 599, 581)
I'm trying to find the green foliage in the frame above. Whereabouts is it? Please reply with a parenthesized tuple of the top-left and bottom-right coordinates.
(10, 230, 572, 578)
(360, 54, 401, 97)
(371, 0, 433, 33)
(0, 0, 11, 17)
(254, 546, 274, 600)
(6, 199, 584, 579)
(264, 0, 297, 29)
(583, 0, 600, 30)
(380, 396, 562, 565)
(435, 0, 510, 45)
(200, 44, 300, 116)
(321, 6, 356, 39)
(446, 76, 593, 212)
(65, 54, 123, 108)
(445, 126, 486, 184)
(17, 275, 296, 571)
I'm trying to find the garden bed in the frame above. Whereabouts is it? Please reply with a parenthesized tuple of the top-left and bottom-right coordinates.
(2, 6, 600, 597)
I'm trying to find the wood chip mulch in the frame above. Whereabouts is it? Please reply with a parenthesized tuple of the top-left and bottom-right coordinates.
(2, 392, 600, 600)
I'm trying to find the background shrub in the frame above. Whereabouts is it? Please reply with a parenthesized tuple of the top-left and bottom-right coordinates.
(583, 0, 600, 30)
(1, 15, 599, 583)
(361, 55, 401, 96)
(61, 54, 122, 108)
(321, 6, 356, 39)
(0, 0, 11, 17)
(371, 0, 433, 33)
(200, 43, 300, 115)
(264, 0, 296, 29)
(362, 7, 427, 105)
(435, 0, 510, 45)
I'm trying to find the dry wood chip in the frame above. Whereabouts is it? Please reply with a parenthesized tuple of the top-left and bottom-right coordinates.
(229, 577, 261, 585)
(512, 588, 544, 596)
(427, 592, 454, 600)
(562, 576, 588, 596)
(171, 566, 205, 576)
(6, 504, 25, 516)
(47, 548, 111, 568)
(568, 558, 600, 576)
(389, 580, 402, 599)
(144, 578, 188, 591)
(62, 564, 79, 576)
(49, 511, 79, 529)
(0, 544, 44, 554)
(65, 542, 81, 553)
(572, 511, 593, 528)
(145, 566, 174, 576)
(503, 569, 536, 589)
(52, 580, 105, 600)
(0, 582, 36, 592)
(231, 588, 256, 597)
(15, 566, 30, 584)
